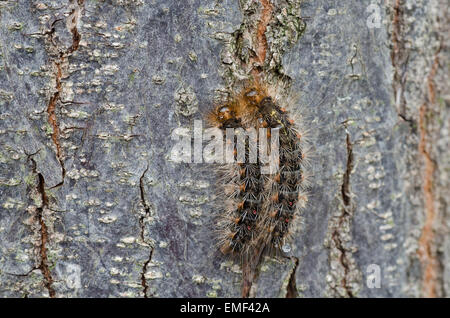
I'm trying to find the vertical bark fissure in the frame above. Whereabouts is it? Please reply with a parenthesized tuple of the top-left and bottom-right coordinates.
(139, 165, 153, 298)
(28, 156, 56, 298)
(47, 59, 64, 187)
(139, 165, 150, 242)
(250, 0, 273, 77)
(329, 133, 355, 297)
(46, 0, 84, 189)
(417, 46, 442, 298)
(141, 249, 154, 298)
(286, 257, 299, 298)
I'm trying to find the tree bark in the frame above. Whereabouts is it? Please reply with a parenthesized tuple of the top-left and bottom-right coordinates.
(0, 0, 448, 297)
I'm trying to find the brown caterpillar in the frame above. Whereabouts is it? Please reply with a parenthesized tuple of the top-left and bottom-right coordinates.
(257, 94, 309, 254)
(208, 80, 310, 297)
(207, 90, 263, 259)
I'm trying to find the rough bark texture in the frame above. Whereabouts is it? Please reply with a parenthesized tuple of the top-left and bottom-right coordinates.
(0, 0, 448, 297)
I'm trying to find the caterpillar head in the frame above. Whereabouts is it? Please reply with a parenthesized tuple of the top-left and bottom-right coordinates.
(256, 96, 274, 114)
(207, 104, 241, 128)
(217, 106, 234, 122)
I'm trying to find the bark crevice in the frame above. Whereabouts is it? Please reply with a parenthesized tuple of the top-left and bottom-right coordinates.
(326, 133, 359, 298)
(139, 165, 154, 298)
(46, 0, 85, 189)
(417, 45, 443, 298)
(27, 154, 56, 298)
(286, 256, 299, 298)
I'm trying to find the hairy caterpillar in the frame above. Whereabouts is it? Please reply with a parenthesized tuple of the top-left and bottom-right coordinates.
(256, 93, 309, 253)
(207, 91, 263, 259)
(208, 80, 309, 297)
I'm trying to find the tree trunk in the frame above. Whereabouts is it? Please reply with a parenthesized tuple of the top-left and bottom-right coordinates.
(0, 0, 448, 297)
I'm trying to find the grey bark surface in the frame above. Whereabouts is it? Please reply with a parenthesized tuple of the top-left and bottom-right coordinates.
(0, 0, 448, 297)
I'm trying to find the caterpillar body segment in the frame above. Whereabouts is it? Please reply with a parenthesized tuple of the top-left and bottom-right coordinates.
(209, 103, 264, 259)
